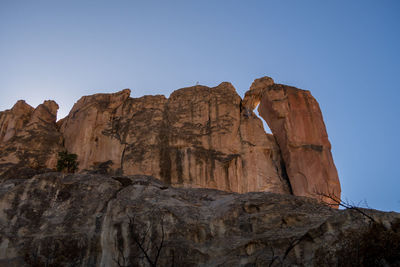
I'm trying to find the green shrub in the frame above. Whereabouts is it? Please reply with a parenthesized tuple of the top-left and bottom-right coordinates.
(57, 151, 78, 173)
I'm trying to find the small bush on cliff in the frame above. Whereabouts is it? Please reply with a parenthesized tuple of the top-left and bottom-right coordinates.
(57, 151, 78, 173)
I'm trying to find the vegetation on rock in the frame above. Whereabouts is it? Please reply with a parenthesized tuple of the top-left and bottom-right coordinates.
(56, 151, 78, 173)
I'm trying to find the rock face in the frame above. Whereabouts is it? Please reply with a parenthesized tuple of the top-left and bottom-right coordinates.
(59, 89, 133, 173)
(59, 83, 290, 194)
(0, 76, 340, 203)
(243, 77, 341, 205)
(0, 100, 33, 144)
(1, 77, 396, 266)
(0, 173, 398, 266)
(0, 100, 62, 176)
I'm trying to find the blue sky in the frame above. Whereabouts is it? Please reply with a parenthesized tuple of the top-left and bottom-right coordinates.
(1, 1, 399, 211)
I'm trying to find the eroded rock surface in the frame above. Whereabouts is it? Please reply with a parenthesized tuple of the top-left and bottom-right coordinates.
(0, 100, 33, 143)
(0, 76, 341, 203)
(0, 173, 398, 266)
(0, 80, 395, 265)
(243, 77, 341, 205)
(59, 83, 289, 194)
(0, 100, 62, 177)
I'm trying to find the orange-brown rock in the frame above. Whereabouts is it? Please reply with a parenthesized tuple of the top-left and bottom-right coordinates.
(243, 77, 341, 205)
(0, 100, 33, 143)
(0, 76, 341, 205)
(30, 100, 59, 124)
(159, 82, 288, 193)
(242, 76, 274, 112)
(59, 84, 290, 194)
(0, 100, 62, 175)
(59, 89, 133, 172)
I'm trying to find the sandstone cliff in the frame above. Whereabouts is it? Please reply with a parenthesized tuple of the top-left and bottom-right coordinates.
(243, 77, 341, 205)
(0, 77, 398, 266)
(0, 76, 339, 203)
(0, 100, 62, 176)
(58, 82, 289, 194)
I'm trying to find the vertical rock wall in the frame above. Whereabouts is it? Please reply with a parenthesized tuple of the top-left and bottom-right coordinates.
(0, 100, 62, 175)
(0, 76, 341, 204)
(59, 83, 290, 194)
(243, 77, 341, 205)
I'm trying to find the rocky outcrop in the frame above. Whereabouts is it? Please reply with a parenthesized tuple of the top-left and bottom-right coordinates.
(0, 100, 33, 143)
(243, 77, 341, 206)
(59, 89, 133, 173)
(0, 173, 398, 266)
(242, 76, 274, 112)
(59, 83, 290, 194)
(0, 100, 62, 176)
(1, 77, 395, 265)
(0, 76, 341, 204)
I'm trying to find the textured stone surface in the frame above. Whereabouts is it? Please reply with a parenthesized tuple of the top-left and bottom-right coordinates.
(242, 77, 341, 205)
(1, 81, 396, 265)
(0, 76, 341, 203)
(242, 76, 274, 112)
(0, 173, 398, 266)
(59, 89, 133, 172)
(59, 83, 290, 194)
(0, 100, 62, 176)
(0, 100, 33, 144)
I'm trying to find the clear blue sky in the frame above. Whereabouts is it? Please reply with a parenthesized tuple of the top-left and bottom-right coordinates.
(1, 1, 399, 211)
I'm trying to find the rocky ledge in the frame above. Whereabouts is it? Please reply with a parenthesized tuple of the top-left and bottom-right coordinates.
(0, 173, 399, 266)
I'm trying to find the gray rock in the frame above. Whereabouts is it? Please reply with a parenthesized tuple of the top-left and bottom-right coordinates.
(0, 173, 398, 266)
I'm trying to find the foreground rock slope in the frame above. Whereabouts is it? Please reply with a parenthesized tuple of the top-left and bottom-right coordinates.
(0, 173, 398, 266)
(0, 76, 340, 203)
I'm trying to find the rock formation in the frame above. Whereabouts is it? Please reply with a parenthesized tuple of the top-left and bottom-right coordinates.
(0, 100, 62, 176)
(0, 173, 398, 266)
(0, 100, 33, 143)
(243, 77, 341, 205)
(0, 76, 339, 203)
(59, 82, 289, 194)
(0, 77, 398, 266)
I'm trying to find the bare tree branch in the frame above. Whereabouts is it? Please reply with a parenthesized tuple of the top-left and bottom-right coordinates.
(128, 215, 156, 266)
(153, 219, 164, 266)
(112, 209, 166, 267)
(315, 190, 376, 223)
